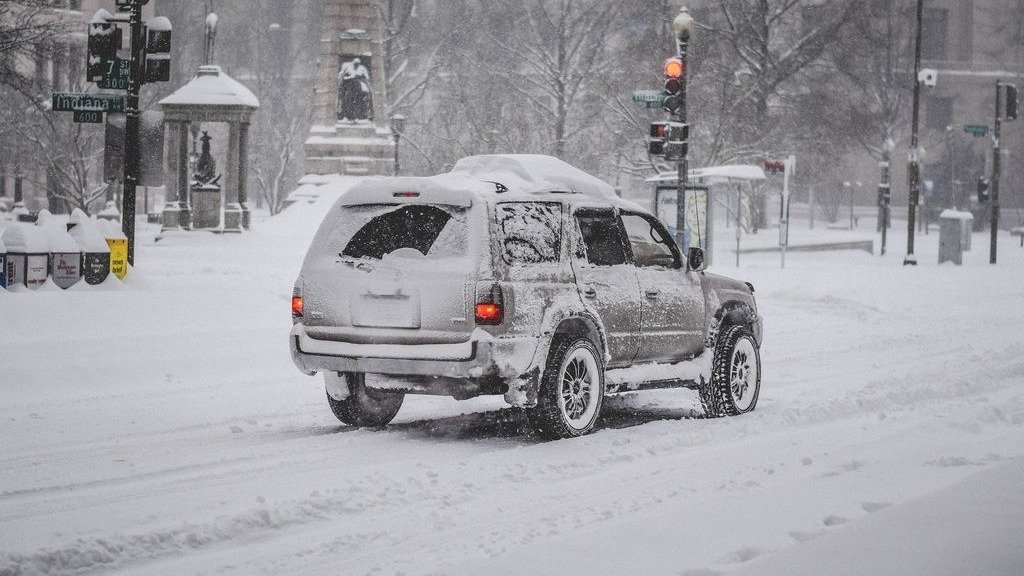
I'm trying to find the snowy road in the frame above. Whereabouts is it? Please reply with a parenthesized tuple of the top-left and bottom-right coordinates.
(2, 214, 1024, 576)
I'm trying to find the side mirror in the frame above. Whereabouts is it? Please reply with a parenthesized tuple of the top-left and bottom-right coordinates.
(687, 246, 707, 271)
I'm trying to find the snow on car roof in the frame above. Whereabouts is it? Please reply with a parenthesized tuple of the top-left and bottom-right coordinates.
(337, 155, 631, 210)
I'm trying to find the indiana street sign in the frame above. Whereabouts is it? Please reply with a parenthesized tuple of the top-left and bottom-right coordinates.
(632, 90, 665, 109)
(964, 124, 989, 137)
(73, 109, 104, 123)
(52, 92, 125, 113)
(97, 58, 130, 90)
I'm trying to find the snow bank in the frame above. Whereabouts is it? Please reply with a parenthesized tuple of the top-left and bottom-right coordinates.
(2, 222, 48, 253)
(35, 210, 81, 253)
(67, 208, 111, 253)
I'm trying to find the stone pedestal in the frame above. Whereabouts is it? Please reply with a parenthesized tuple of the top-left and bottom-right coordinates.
(191, 184, 221, 230)
(303, 2, 395, 177)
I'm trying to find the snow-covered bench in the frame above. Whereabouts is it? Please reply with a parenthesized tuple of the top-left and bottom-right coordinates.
(1012, 227, 1024, 247)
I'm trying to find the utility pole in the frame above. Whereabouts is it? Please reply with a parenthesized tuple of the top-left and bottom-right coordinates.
(121, 0, 145, 267)
(904, 0, 924, 265)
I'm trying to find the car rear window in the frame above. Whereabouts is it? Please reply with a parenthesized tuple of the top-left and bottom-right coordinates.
(496, 202, 562, 264)
(328, 204, 467, 260)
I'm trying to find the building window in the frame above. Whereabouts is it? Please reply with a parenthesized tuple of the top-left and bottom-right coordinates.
(921, 8, 948, 61)
(925, 95, 953, 130)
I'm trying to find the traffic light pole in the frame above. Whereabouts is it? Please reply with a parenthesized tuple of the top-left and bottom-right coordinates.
(675, 38, 689, 252)
(990, 80, 1003, 264)
(904, 0, 924, 266)
(122, 0, 144, 267)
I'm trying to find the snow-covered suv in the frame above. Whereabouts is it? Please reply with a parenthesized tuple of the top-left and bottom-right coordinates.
(290, 155, 762, 438)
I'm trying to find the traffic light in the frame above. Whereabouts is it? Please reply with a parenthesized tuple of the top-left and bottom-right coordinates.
(648, 121, 688, 160)
(87, 18, 122, 82)
(662, 57, 685, 114)
(977, 176, 990, 203)
(144, 17, 172, 83)
(1004, 83, 1018, 122)
(648, 121, 667, 155)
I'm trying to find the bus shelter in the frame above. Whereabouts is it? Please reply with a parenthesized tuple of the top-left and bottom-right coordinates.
(645, 165, 766, 267)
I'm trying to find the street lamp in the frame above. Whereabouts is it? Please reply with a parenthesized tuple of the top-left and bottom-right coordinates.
(671, 7, 695, 251)
(389, 113, 406, 176)
(904, 0, 925, 265)
(878, 136, 895, 255)
(843, 181, 863, 230)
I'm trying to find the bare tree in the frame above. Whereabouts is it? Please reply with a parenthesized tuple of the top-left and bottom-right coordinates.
(483, 0, 627, 160)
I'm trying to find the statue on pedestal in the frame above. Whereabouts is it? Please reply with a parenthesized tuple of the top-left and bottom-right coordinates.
(337, 55, 373, 122)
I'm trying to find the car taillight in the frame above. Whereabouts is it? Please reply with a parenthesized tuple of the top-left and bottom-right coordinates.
(475, 284, 504, 325)
(291, 283, 303, 318)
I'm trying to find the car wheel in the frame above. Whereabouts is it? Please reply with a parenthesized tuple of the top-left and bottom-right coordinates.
(527, 334, 605, 439)
(326, 372, 404, 427)
(700, 325, 761, 418)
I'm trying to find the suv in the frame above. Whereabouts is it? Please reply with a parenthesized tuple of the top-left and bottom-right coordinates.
(290, 155, 762, 439)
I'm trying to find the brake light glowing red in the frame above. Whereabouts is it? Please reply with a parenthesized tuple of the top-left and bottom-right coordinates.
(475, 302, 502, 325)
(291, 295, 303, 318)
(393, 191, 420, 198)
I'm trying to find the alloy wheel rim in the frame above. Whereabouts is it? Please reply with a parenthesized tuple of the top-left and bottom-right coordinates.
(730, 337, 758, 411)
(559, 347, 600, 430)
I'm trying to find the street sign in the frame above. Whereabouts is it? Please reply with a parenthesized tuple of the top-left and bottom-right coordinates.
(632, 90, 665, 109)
(73, 109, 104, 123)
(52, 93, 125, 113)
(97, 58, 130, 90)
(964, 124, 989, 137)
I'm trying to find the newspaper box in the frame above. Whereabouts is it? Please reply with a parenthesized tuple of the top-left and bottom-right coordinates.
(67, 209, 111, 285)
(37, 210, 82, 289)
(98, 219, 128, 280)
(0, 235, 6, 289)
(2, 223, 49, 289)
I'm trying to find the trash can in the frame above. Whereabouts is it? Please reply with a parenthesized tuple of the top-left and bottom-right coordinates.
(36, 210, 82, 289)
(98, 219, 128, 280)
(939, 210, 973, 265)
(67, 208, 111, 285)
(2, 223, 49, 289)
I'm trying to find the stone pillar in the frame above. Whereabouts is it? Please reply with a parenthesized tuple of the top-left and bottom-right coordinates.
(161, 120, 191, 230)
(238, 121, 250, 229)
(223, 121, 243, 232)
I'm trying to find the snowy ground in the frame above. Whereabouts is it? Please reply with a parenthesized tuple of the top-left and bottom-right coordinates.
(2, 198, 1024, 576)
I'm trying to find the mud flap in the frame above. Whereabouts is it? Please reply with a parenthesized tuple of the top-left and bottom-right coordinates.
(324, 371, 352, 401)
(504, 366, 540, 408)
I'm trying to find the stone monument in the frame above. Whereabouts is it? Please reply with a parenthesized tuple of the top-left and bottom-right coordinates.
(304, 1, 395, 176)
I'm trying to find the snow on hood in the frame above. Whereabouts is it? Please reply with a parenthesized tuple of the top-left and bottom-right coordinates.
(451, 154, 617, 198)
(2, 222, 49, 253)
(160, 65, 259, 108)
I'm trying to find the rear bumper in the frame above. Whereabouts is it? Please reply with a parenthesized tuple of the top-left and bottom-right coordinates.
(289, 323, 536, 382)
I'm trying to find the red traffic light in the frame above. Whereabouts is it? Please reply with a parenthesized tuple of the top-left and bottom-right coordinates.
(663, 57, 685, 79)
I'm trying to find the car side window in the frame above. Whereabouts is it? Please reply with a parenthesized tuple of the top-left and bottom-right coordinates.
(619, 212, 681, 269)
(496, 202, 562, 264)
(574, 210, 628, 266)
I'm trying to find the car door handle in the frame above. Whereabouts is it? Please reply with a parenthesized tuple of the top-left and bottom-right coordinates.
(583, 287, 597, 299)
(645, 289, 661, 299)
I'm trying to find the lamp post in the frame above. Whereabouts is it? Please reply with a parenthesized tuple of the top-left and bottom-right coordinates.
(672, 8, 695, 252)
(389, 113, 406, 176)
(904, 0, 925, 265)
(844, 181, 862, 230)
(878, 137, 895, 255)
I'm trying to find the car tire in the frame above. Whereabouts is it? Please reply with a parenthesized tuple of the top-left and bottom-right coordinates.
(326, 372, 404, 427)
(700, 325, 761, 418)
(527, 334, 605, 439)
